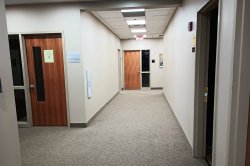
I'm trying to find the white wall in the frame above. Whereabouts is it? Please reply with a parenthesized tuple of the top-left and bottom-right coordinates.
(162, 0, 208, 147)
(0, 0, 21, 165)
(121, 39, 164, 88)
(6, 4, 86, 123)
(81, 12, 120, 122)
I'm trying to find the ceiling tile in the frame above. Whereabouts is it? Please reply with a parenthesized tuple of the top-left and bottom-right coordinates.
(91, 7, 176, 39)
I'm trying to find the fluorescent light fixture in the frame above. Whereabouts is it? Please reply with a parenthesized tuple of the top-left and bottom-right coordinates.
(131, 29, 146, 33)
(127, 20, 146, 25)
(121, 9, 145, 13)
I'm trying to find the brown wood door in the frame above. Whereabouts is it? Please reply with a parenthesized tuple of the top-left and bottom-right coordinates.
(25, 34, 67, 126)
(124, 50, 140, 90)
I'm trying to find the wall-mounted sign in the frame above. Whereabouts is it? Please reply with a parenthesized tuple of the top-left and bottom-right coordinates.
(44, 50, 54, 63)
(67, 51, 80, 63)
(192, 35, 196, 47)
(159, 54, 163, 68)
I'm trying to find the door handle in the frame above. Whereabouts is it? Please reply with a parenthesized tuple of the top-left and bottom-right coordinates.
(30, 84, 36, 89)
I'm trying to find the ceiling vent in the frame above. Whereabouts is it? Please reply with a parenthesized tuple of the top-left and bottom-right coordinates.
(122, 11, 145, 17)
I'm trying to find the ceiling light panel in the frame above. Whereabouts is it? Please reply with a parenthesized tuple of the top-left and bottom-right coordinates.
(127, 20, 145, 25)
(131, 29, 146, 33)
(91, 7, 176, 39)
(121, 9, 145, 13)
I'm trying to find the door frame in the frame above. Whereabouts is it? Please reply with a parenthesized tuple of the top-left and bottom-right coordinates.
(227, 0, 250, 165)
(123, 50, 142, 90)
(193, 0, 219, 159)
(117, 49, 122, 91)
(9, 31, 70, 127)
(123, 49, 151, 90)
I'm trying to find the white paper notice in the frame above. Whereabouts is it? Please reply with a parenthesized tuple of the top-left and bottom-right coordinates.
(44, 50, 54, 63)
(86, 69, 93, 99)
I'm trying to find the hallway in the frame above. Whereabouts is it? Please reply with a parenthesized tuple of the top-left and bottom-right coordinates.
(19, 91, 205, 166)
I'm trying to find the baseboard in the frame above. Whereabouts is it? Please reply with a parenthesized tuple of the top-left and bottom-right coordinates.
(86, 91, 119, 127)
(162, 92, 193, 152)
(70, 123, 87, 128)
(151, 87, 163, 90)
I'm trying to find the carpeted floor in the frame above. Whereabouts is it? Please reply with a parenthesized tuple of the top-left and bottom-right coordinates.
(19, 90, 206, 166)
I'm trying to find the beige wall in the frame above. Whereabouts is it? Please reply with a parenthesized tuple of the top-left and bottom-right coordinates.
(0, 0, 21, 165)
(121, 39, 164, 88)
(162, 0, 208, 147)
(81, 12, 120, 122)
(6, 4, 86, 123)
(163, 0, 250, 165)
(6, 5, 122, 124)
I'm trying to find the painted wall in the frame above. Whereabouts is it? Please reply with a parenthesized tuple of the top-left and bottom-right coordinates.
(121, 39, 164, 88)
(0, 0, 21, 165)
(81, 12, 120, 122)
(5, 4, 86, 123)
(162, 0, 208, 147)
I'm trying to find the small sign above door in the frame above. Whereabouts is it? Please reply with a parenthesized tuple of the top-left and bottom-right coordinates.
(44, 50, 54, 63)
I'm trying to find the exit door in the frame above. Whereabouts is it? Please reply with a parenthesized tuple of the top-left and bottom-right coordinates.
(24, 34, 67, 126)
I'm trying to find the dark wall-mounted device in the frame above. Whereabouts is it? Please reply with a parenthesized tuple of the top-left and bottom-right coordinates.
(0, 78, 2, 93)
(188, 22, 193, 31)
(152, 60, 155, 63)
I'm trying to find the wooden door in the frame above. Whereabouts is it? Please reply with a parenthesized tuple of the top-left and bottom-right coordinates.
(25, 34, 67, 126)
(124, 51, 140, 90)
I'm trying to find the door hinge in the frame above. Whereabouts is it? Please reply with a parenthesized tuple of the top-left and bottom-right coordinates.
(204, 87, 208, 103)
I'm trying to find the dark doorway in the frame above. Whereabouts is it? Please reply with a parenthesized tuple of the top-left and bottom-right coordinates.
(205, 6, 218, 165)
(141, 50, 150, 87)
(8, 35, 28, 122)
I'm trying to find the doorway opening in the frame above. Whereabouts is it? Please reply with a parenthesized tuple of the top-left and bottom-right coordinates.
(141, 50, 150, 88)
(205, 6, 218, 164)
(193, 0, 219, 165)
(8, 34, 28, 123)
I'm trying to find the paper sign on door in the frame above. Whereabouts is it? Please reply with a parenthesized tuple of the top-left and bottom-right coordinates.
(44, 50, 54, 63)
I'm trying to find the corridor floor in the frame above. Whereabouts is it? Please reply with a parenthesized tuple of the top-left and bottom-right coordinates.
(19, 90, 206, 166)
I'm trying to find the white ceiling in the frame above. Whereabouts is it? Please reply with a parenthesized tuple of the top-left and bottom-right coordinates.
(92, 7, 176, 39)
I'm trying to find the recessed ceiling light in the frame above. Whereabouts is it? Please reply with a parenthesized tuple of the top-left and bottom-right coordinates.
(131, 29, 146, 33)
(121, 9, 145, 13)
(127, 20, 146, 25)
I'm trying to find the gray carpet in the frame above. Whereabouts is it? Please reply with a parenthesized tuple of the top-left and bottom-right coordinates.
(19, 90, 206, 166)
